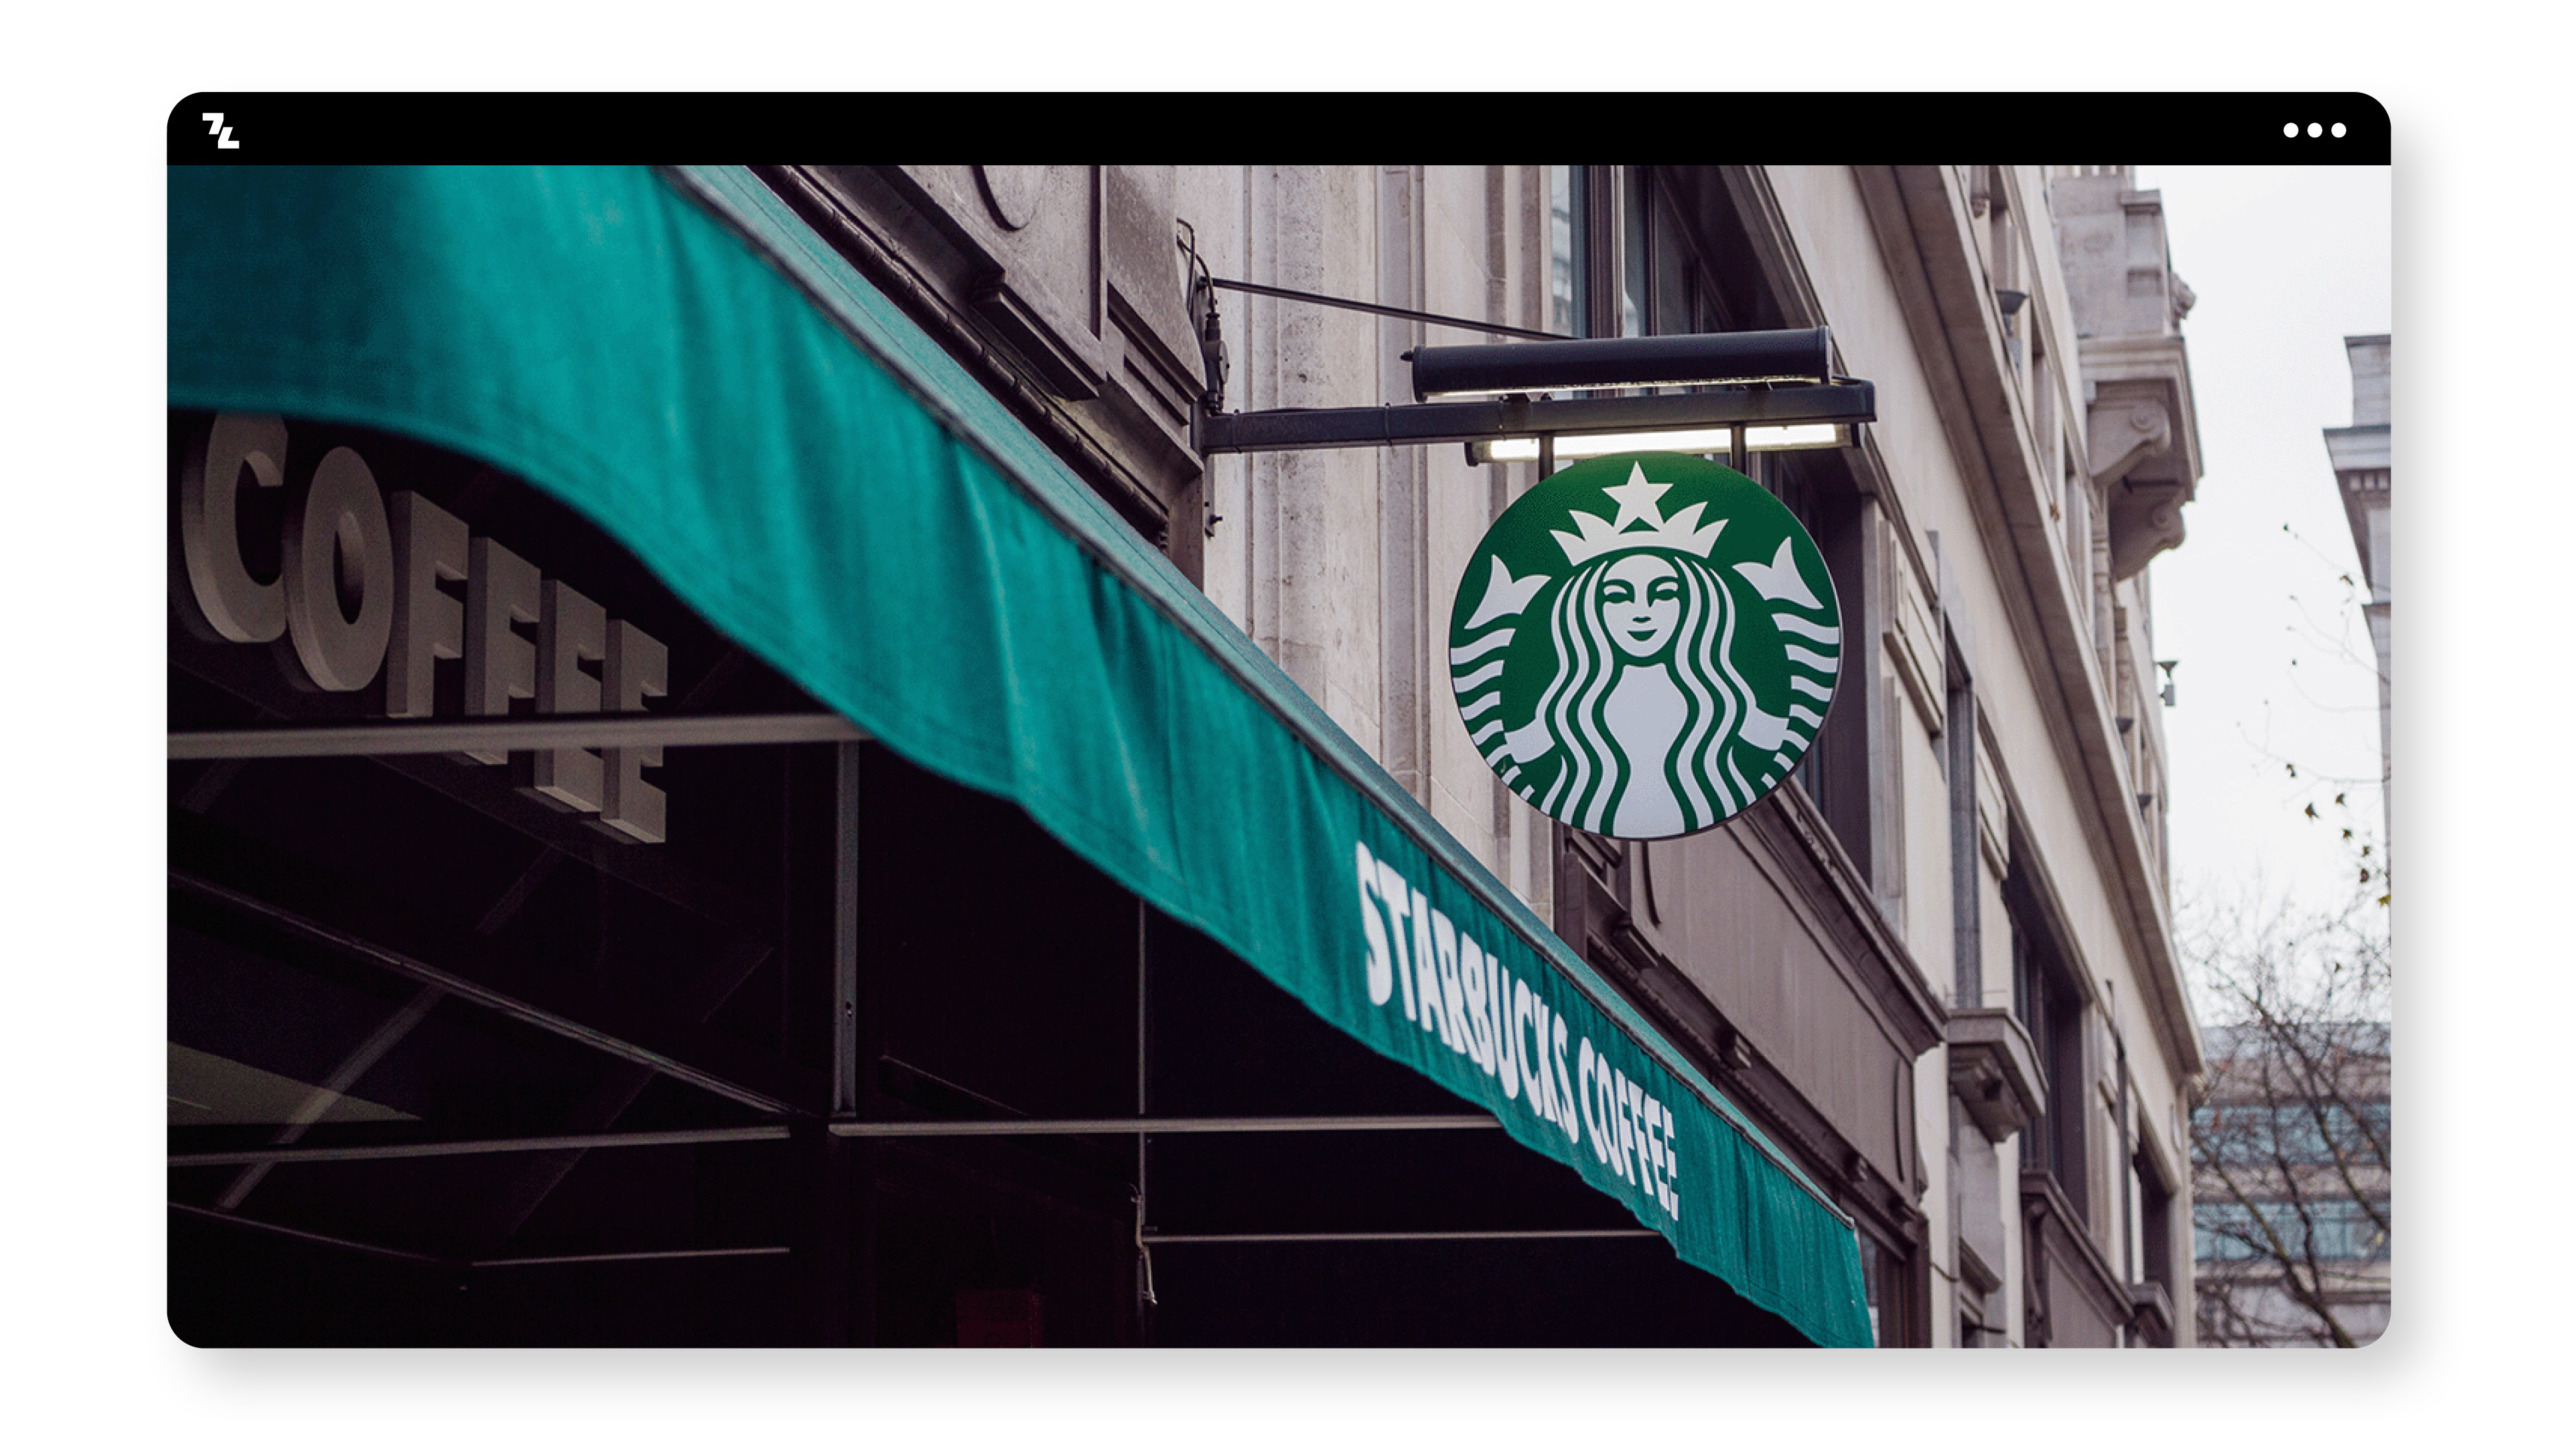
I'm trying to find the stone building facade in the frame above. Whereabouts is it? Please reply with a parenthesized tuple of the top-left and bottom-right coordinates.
(752, 162, 2211, 1345)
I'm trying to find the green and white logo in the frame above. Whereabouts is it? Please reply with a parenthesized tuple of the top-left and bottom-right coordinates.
(1449, 453, 1841, 839)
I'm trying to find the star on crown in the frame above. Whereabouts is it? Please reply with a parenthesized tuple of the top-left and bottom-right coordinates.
(1549, 461, 1727, 568)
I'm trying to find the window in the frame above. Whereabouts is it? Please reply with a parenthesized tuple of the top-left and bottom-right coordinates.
(2137, 1147, 2176, 1285)
(1619, 165, 1650, 339)
(1858, 1226, 1920, 1346)
(2194, 1102, 2389, 1167)
(2195, 1200, 2389, 1264)
(1556, 166, 1735, 342)
(1548, 165, 1589, 338)
(1767, 447, 1869, 858)
(2011, 870, 2090, 1218)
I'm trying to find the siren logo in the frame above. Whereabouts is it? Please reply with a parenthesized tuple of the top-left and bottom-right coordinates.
(1448, 453, 1842, 839)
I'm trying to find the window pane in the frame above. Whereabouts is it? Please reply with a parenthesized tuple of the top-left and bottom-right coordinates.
(1549, 165, 1586, 338)
(1621, 167, 1649, 338)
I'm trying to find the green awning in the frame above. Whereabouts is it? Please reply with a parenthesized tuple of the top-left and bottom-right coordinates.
(167, 164, 1870, 1347)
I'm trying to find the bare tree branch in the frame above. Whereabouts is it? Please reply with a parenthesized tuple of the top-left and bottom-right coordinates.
(2182, 881, 2390, 1347)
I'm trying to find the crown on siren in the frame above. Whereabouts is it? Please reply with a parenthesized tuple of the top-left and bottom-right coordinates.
(1549, 461, 1727, 568)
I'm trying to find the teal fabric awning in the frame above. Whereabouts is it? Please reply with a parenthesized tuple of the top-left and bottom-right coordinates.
(167, 164, 1871, 1347)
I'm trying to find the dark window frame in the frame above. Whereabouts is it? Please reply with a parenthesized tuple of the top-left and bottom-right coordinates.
(2011, 869, 2091, 1222)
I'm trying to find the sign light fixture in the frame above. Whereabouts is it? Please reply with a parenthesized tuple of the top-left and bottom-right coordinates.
(1466, 422, 1854, 466)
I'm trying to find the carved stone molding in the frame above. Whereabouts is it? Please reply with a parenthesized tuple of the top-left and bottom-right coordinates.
(2109, 478, 2192, 582)
(2088, 382, 2195, 579)
(2087, 393, 2172, 486)
(2128, 1280, 2175, 1347)
(972, 165, 1050, 231)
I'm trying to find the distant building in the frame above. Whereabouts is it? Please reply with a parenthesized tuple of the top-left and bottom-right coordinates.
(2184, 336, 2392, 1349)
(2191, 1022, 2390, 1345)
(2324, 335, 2391, 855)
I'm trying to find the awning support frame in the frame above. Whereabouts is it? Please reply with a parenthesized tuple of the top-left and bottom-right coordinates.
(171, 871, 794, 1116)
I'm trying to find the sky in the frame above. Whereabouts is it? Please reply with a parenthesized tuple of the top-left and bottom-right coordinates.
(2136, 165, 2392, 929)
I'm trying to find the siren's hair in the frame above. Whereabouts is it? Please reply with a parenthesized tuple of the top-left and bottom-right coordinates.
(1528, 551, 1755, 834)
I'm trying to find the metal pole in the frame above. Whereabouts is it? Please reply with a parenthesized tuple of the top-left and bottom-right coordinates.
(828, 1114, 1500, 1139)
(169, 1116, 1507, 1165)
(170, 712, 869, 761)
(799, 737, 867, 1345)
(1142, 1228, 1660, 1244)
(215, 983, 444, 1210)
(170, 1201, 448, 1266)
(171, 1125, 793, 1167)
(1207, 275, 1561, 344)
(1134, 896, 1156, 1325)
(471, 1246, 793, 1269)
(835, 741, 863, 1117)
(1136, 896, 1149, 1127)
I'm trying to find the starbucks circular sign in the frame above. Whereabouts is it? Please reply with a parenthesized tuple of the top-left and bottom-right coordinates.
(1449, 452, 1842, 839)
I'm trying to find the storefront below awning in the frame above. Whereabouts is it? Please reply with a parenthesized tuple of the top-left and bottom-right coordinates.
(167, 162, 1870, 1346)
(170, 569, 1815, 1342)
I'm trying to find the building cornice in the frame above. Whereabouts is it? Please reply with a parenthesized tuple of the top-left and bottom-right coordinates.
(2082, 334, 2204, 580)
(2323, 425, 2391, 474)
(1850, 164, 2204, 1085)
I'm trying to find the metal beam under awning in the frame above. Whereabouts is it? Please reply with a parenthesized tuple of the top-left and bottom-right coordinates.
(169, 712, 868, 760)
